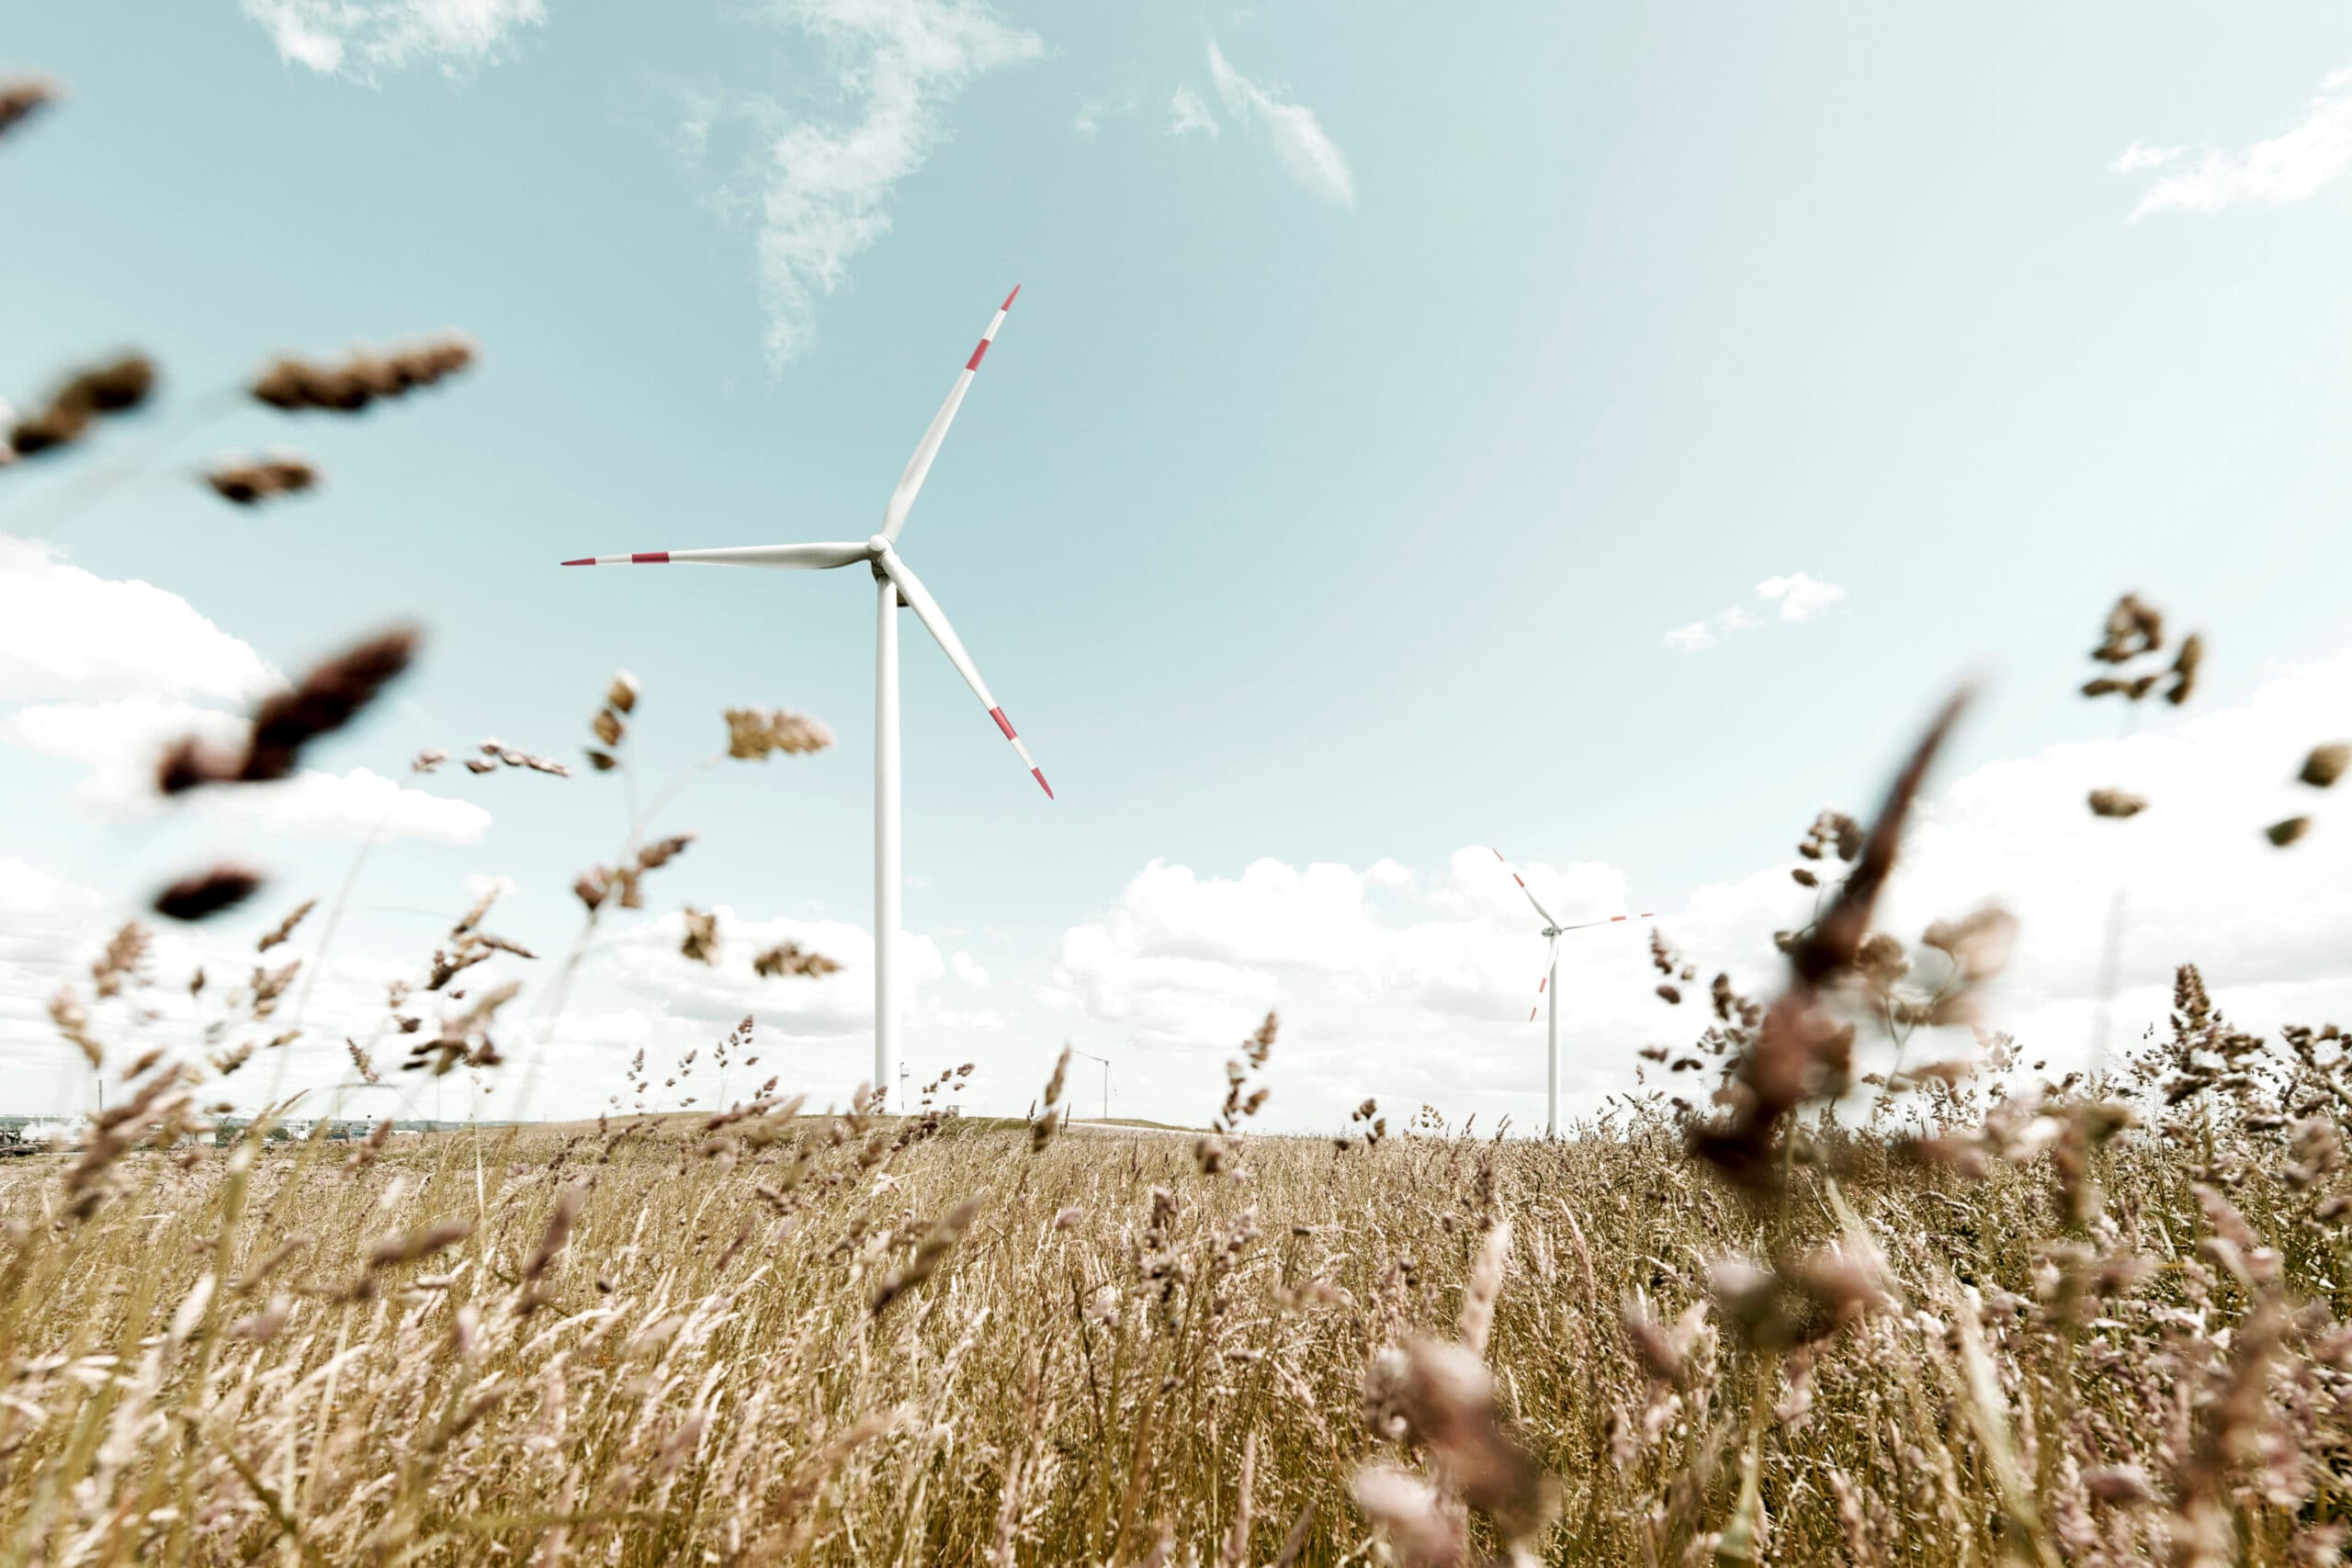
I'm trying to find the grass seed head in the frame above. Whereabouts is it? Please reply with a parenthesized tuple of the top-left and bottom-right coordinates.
(2088, 787, 2148, 819)
(2300, 743, 2347, 790)
(0, 76, 61, 139)
(152, 865, 265, 922)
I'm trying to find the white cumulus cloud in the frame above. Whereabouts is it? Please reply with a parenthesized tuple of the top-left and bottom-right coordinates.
(241, 0, 547, 78)
(1755, 571, 1848, 622)
(0, 542, 486, 846)
(2121, 66, 2352, 218)
(1664, 620, 1716, 652)
(2110, 141, 2182, 175)
(0, 536, 277, 704)
(1204, 39, 1354, 207)
(1666, 571, 1847, 650)
(2, 699, 492, 844)
(1039, 650, 2352, 1131)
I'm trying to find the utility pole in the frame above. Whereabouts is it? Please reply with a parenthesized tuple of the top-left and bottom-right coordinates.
(1070, 1048, 1111, 1122)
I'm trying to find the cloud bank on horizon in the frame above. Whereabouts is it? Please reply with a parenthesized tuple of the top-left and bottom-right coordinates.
(9, 530, 2345, 1132)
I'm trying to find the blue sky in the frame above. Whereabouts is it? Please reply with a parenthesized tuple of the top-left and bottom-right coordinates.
(4, 2, 2351, 1130)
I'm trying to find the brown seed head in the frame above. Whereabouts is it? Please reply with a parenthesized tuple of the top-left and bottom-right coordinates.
(160, 626, 418, 789)
(256, 897, 316, 952)
(635, 835, 693, 871)
(2266, 816, 2311, 849)
(753, 941, 842, 978)
(365, 1216, 475, 1269)
(2087, 788, 2147, 819)
(152, 865, 265, 922)
(680, 908, 719, 964)
(2091, 592, 2165, 666)
(724, 706, 834, 760)
(2300, 743, 2347, 790)
(2165, 632, 2203, 705)
(203, 455, 321, 506)
(0, 78, 62, 139)
(871, 1198, 980, 1313)
(8, 354, 154, 459)
(248, 334, 474, 414)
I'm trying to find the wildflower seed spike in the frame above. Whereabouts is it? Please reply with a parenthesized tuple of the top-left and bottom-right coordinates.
(559, 287, 1049, 1110)
(1490, 847, 1653, 1135)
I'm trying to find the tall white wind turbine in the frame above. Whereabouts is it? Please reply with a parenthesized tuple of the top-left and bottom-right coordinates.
(561, 288, 1049, 1102)
(1490, 849, 1649, 1138)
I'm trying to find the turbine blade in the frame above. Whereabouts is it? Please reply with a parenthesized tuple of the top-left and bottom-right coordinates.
(1530, 931, 1558, 1021)
(876, 545, 1052, 798)
(878, 286, 1020, 545)
(1490, 847, 1561, 929)
(560, 542, 872, 569)
(1556, 912, 1657, 932)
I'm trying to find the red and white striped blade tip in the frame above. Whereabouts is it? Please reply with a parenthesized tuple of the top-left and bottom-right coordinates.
(560, 553, 670, 566)
(987, 705, 1054, 800)
(1001, 284, 1021, 310)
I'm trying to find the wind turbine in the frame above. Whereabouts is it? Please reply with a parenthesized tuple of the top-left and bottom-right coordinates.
(1491, 849, 1649, 1138)
(561, 288, 1050, 1103)
(1070, 1046, 1112, 1122)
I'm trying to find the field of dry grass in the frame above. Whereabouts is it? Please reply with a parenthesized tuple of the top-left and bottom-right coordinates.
(3, 1020, 2351, 1568)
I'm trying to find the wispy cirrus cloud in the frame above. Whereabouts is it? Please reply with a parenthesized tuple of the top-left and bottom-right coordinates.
(709, 0, 1043, 367)
(241, 0, 547, 79)
(2118, 66, 2352, 219)
(1203, 39, 1354, 207)
(1167, 85, 1219, 139)
(1666, 571, 1846, 652)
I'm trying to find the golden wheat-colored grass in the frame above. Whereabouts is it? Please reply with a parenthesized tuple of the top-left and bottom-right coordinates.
(1, 1089, 2346, 1566)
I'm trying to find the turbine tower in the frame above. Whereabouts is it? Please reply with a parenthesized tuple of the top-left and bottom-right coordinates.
(562, 289, 1050, 1102)
(1491, 849, 1648, 1137)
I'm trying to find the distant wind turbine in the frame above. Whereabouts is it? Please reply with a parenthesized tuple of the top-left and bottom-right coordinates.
(562, 288, 1051, 1101)
(1491, 848, 1649, 1138)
